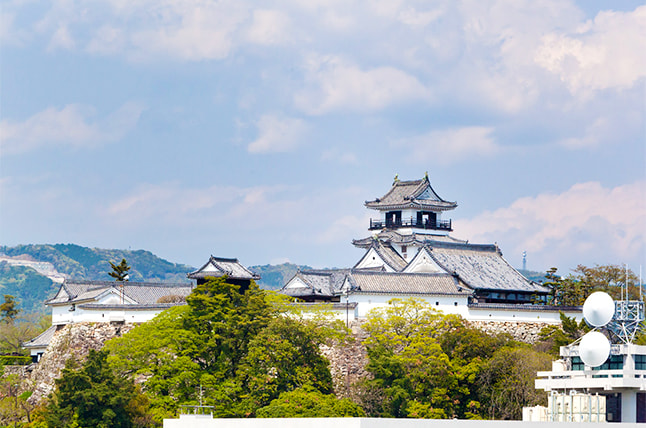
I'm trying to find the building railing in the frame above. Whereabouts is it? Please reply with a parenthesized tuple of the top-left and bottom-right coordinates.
(369, 218, 452, 231)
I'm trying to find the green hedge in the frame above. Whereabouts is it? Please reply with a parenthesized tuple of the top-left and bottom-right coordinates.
(0, 355, 32, 365)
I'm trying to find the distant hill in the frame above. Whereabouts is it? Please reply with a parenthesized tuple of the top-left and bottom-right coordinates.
(518, 269, 547, 284)
(0, 244, 195, 314)
(250, 263, 312, 290)
(0, 244, 314, 313)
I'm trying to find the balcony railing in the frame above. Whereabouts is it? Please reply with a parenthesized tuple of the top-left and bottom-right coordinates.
(369, 218, 452, 231)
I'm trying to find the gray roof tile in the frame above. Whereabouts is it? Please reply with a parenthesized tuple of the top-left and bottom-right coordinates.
(47, 280, 193, 305)
(349, 271, 471, 296)
(427, 243, 548, 293)
(187, 256, 260, 280)
(23, 325, 57, 348)
(365, 176, 457, 211)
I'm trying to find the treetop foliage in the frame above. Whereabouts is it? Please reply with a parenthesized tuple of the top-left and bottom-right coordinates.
(108, 259, 131, 282)
(358, 298, 549, 420)
(544, 264, 641, 306)
(105, 276, 349, 423)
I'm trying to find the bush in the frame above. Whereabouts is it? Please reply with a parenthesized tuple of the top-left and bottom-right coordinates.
(257, 387, 365, 418)
(0, 355, 31, 365)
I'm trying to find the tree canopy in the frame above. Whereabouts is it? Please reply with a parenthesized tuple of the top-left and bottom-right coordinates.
(357, 298, 550, 420)
(105, 276, 346, 422)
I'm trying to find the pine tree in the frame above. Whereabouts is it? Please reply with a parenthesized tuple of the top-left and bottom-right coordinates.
(109, 258, 131, 281)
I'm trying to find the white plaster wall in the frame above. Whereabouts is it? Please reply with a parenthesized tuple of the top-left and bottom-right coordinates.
(51, 306, 166, 324)
(355, 248, 397, 272)
(350, 294, 469, 318)
(466, 307, 582, 323)
(51, 305, 74, 325)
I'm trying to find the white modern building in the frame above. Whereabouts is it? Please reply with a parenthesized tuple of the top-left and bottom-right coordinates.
(281, 175, 580, 323)
(535, 343, 646, 423)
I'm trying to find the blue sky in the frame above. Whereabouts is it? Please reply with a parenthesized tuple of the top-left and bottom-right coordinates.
(1, 0, 644, 275)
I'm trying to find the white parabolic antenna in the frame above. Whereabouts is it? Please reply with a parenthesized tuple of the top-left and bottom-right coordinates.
(578, 331, 611, 367)
(583, 291, 615, 327)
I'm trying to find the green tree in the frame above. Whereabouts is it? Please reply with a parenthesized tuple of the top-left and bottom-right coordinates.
(0, 295, 19, 323)
(105, 306, 200, 423)
(256, 387, 365, 418)
(0, 372, 35, 426)
(574, 264, 640, 300)
(477, 346, 551, 420)
(182, 276, 274, 377)
(544, 268, 588, 306)
(236, 317, 335, 414)
(544, 265, 641, 307)
(43, 349, 152, 428)
(535, 312, 589, 357)
(359, 298, 509, 419)
(109, 259, 131, 281)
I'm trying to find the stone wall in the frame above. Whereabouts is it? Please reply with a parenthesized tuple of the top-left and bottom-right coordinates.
(320, 321, 371, 399)
(25, 322, 134, 404)
(466, 320, 550, 344)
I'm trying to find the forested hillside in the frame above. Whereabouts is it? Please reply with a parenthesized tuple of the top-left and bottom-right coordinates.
(0, 244, 310, 312)
(0, 244, 193, 282)
(0, 263, 58, 314)
(250, 263, 312, 290)
(0, 244, 194, 313)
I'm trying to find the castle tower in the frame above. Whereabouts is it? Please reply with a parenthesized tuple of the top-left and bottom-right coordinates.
(365, 173, 457, 236)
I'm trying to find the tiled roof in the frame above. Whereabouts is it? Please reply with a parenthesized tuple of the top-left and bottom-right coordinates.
(352, 230, 467, 249)
(46, 280, 193, 306)
(365, 176, 457, 211)
(281, 268, 472, 299)
(348, 271, 471, 296)
(352, 240, 407, 272)
(281, 270, 350, 298)
(23, 325, 57, 349)
(427, 243, 548, 294)
(187, 256, 260, 280)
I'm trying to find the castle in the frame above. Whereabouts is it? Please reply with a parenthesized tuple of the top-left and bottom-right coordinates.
(280, 174, 581, 323)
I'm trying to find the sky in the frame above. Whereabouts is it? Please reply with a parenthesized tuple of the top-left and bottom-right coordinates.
(1, 0, 645, 276)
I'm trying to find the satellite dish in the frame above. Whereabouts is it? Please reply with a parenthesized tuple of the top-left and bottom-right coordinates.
(583, 291, 615, 327)
(578, 331, 611, 367)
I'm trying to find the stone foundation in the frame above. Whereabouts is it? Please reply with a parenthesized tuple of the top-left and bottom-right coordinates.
(25, 322, 134, 404)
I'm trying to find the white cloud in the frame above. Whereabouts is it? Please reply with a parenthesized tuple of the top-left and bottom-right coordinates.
(535, 6, 646, 95)
(294, 55, 430, 115)
(321, 148, 357, 164)
(247, 113, 308, 153)
(246, 9, 291, 45)
(86, 25, 126, 55)
(47, 25, 75, 51)
(394, 126, 500, 165)
(0, 102, 144, 156)
(455, 181, 646, 270)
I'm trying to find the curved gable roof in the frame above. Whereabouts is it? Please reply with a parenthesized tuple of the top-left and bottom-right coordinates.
(187, 255, 260, 280)
(365, 176, 457, 211)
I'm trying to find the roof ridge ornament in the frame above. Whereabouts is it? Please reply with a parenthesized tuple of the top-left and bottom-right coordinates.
(393, 174, 399, 184)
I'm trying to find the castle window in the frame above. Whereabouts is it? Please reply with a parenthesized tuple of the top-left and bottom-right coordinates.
(401, 245, 407, 254)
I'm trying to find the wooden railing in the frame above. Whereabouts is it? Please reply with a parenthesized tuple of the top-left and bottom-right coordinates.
(369, 218, 452, 231)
